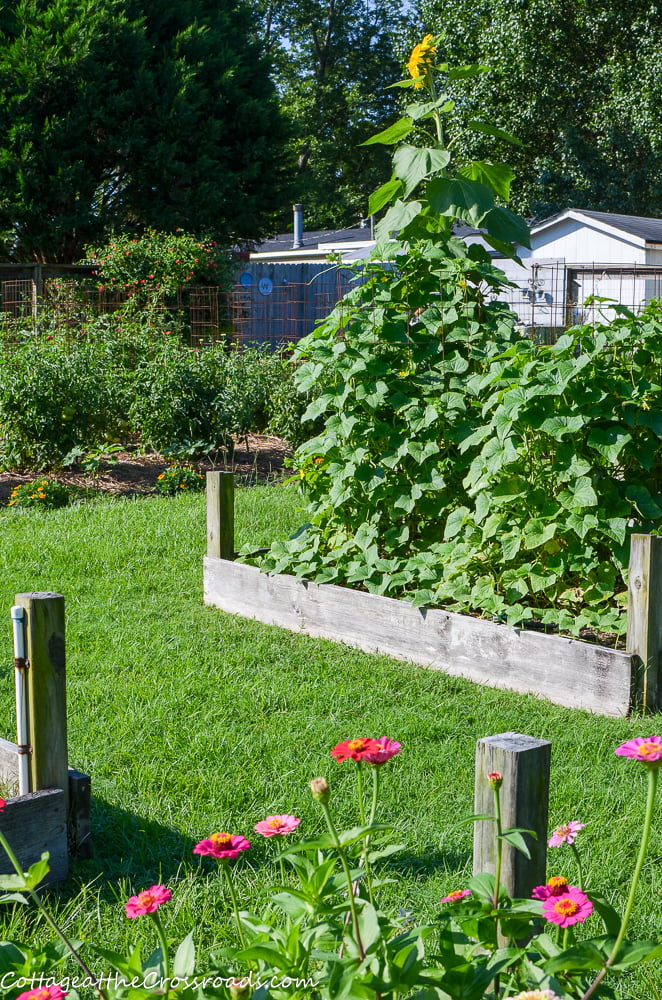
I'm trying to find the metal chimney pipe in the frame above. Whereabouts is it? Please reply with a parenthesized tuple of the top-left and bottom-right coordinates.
(293, 203, 304, 249)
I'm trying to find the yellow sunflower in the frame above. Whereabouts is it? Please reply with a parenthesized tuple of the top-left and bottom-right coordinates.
(406, 34, 436, 88)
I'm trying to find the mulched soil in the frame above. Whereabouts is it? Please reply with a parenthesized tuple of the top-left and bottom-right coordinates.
(0, 433, 291, 504)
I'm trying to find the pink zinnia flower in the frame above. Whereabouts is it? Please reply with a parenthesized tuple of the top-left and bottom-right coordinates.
(440, 889, 471, 903)
(331, 738, 385, 762)
(542, 887, 593, 927)
(615, 736, 662, 765)
(193, 832, 250, 860)
(254, 814, 300, 837)
(125, 884, 171, 918)
(548, 820, 585, 847)
(531, 875, 569, 900)
(487, 771, 503, 789)
(360, 737, 402, 765)
(504, 991, 562, 1000)
(0, 798, 5, 812)
(16, 989, 67, 1000)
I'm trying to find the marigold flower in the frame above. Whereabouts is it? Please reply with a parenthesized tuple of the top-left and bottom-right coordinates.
(361, 737, 402, 766)
(16, 987, 67, 1000)
(440, 889, 471, 903)
(254, 814, 300, 837)
(548, 820, 585, 847)
(406, 34, 437, 88)
(542, 887, 593, 927)
(125, 884, 172, 918)
(531, 875, 569, 900)
(331, 738, 385, 762)
(193, 832, 250, 860)
(615, 736, 662, 766)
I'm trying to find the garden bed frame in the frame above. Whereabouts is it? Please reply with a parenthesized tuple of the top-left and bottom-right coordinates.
(0, 593, 91, 886)
(203, 473, 662, 717)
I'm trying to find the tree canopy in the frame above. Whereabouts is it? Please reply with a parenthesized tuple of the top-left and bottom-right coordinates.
(254, 0, 410, 230)
(0, 0, 291, 261)
(417, 0, 662, 221)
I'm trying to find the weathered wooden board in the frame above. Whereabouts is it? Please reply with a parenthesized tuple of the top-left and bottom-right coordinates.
(0, 788, 68, 885)
(204, 556, 635, 716)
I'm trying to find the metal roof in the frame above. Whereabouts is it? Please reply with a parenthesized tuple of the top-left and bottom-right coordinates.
(253, 224, 373, 255)
(533, 209, 662, 244)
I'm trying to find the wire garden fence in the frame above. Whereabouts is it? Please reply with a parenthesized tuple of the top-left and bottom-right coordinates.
(1, 262, 662, 349)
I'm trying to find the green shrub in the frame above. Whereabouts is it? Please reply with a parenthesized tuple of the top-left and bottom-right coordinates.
(128, 344, 243, 453)
(7, 477, 72, 509)
(155, 464, 206, 495)
(0, 343, 126, 469)
(82, 230, 236, 294)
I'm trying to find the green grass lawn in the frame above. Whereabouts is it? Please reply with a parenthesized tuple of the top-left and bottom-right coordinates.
(0, 485, 660, 997)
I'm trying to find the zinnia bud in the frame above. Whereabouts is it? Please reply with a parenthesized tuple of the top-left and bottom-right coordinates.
(229, 979, 251, 999)
(487, 772, 503, 789)
(310, 777, 330, 802)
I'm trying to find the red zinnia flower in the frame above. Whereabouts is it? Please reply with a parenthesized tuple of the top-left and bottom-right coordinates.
(440, 889, 471, 903)
(532, 875, 569, 900)
(331, 738, 385, 762)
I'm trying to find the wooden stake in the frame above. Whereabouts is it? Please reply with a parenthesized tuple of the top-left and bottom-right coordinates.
(473, 732, 551, 899)
(207, 471, 235, 560)
(15, 592, 68, 813)
(626, 533, 662, 710)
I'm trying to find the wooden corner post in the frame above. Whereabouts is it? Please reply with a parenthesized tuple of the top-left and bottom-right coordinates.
(15, 592, 68, 812)
(473, 732, 551, 899)
(207, 471, 235, 561)
(626, 533, 662, 711)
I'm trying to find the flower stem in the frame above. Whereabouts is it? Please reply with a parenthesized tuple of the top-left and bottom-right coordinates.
(356, 763, 375, 904)
(0, 831, 110, 1000)
(581, 766, 658, 1000)
(151, 910, 171, 1000)
(570, 841, 585, 892)
(221, 862, 247, 951)
(320, 800, 365, 960)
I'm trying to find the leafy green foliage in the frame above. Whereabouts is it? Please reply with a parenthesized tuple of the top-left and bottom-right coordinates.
(252, 0, 409, 230)
(417, 0, 662, 220)
(155, 464, 206, 496)
(6, 478, 73, 510)
(83, 231, 236, 295)
(0, 0, 289, 261)
(260, 42, 662, 636)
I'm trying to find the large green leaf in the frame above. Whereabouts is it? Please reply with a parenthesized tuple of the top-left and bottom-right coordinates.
(480, 206, 531, 249)
(458, 161, 516, 201)
(465, 120, 524, 146)
(369, 177, 404, 216)
(375, 199, 423, 240)
(427, 176, 494, 225)
(362, 118, 414, 146)
(393, 145, 451, 196)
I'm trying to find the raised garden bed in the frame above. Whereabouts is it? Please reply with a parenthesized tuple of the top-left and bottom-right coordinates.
(203, 474, 662, 718)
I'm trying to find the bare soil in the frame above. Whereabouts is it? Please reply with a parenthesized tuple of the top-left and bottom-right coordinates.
(0, 434, 291, 504)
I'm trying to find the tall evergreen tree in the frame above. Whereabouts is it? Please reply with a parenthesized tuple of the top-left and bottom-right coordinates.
(0, 0, 290, 260)
(416, 0, 662, 221)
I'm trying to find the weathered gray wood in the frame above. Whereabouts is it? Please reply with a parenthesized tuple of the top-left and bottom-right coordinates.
(0, 788, 68, 885)
(206, 472, 235, 560)
(204, 557, 635, 715)
(626, 534, 662, 710)
(15, 593, 68, 810)
(473, 733, 551, 899)
(0, 738, 17, 792)
(68, 769, 92, 858)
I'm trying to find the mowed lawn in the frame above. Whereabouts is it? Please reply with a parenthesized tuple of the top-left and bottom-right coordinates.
(0, 485, 660, 997)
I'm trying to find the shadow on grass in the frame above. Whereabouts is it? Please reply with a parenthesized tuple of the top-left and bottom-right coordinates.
(57, 799, 470, 904)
